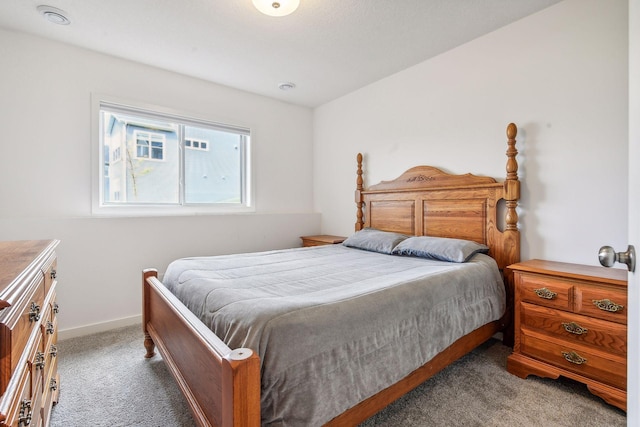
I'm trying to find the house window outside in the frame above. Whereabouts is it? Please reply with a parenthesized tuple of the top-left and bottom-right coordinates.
(186, 138, 209, 151)
(134, 131, 165, 160)
(97, 101, 251, 211)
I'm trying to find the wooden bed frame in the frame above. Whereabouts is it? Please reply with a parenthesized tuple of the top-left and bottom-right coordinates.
(142, 123, 520, 427)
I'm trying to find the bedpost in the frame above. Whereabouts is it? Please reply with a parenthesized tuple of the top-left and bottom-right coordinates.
(355, 153, 364, 231)
(501, 123, 520, 347)
(142, 268, 157, 358)
(505, 123, 519, 233)
(222, 349, 261, 427)
(500, 123, 520, 267)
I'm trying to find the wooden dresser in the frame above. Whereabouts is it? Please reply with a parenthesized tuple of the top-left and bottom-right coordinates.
(506, 259, 627, 411)
(0, 240, 60, 427)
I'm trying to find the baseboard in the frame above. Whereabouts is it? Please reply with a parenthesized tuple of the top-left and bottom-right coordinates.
(58, 314, 142, 340)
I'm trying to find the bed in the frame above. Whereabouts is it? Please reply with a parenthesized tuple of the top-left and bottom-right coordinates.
(142, 123, 521, 427)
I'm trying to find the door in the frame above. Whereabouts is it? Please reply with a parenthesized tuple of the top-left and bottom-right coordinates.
(606, 2, 638, 420)
(628, 0, 638, 421)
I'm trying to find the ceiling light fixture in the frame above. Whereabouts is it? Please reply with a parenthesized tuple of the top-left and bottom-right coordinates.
(252, 0, 300, 17)
(37, 5, 71, 25)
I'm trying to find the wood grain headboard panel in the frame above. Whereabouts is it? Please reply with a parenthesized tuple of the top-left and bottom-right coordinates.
(355, 123, 520, 270)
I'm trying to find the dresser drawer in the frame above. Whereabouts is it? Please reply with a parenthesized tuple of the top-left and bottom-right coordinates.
(521, 331, 626, 390)
(574, 285, 627, 324)
(41, 358, 59, 427)
(5, 276, 46, 381)
(41, 256, 57, 296)
(518, 274, 573, 311)
(520, 302, 626, 356)
(28, 328, 45, 404)
(2, 366, 32, 427)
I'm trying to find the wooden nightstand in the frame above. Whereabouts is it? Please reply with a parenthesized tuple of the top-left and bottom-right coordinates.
(300, 235, 346, 247)
(506, 259, 627, 411)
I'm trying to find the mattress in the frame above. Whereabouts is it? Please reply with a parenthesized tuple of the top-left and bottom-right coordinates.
(163, 244, 506, 426)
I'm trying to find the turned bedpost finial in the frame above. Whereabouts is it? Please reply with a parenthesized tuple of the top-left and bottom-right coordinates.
(506, 123, 518, 181)
(355, 153, 364, 231)
(504, 123, 519, 232)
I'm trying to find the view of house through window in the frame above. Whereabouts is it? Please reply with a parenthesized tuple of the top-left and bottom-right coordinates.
(99, 103, 249, 207)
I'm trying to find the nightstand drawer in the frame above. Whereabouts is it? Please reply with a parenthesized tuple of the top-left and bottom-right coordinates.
(518, 274, 572, 311)
(574, 285, 627, 324)
(520, 303, 626, 356)
(521, 331, 626, 390)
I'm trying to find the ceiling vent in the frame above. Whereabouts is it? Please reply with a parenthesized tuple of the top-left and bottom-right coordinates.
(37, 5, 71, 25)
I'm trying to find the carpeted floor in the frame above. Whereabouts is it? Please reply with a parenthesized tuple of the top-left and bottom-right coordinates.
(50, 324, 626, 427)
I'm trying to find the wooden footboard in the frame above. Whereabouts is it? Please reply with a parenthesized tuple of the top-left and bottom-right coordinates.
(142, 269, 260, 427)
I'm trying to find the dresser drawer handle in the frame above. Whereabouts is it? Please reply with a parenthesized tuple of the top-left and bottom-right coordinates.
(53, 302, 60, 314)
(35, 352, 46, 370)
(592, 298, 624, 313)
(50, 377, 58, 392)
(50, 269, 57, 279)
(46, 321, 55, 335)
(29, 302, 41, 322)
(562, 322, 588, 335)
(50, 344, 58, 357)
(533, 287, 557, 300)
(19, 399, 32, 426)
(562, 350, 587, 365)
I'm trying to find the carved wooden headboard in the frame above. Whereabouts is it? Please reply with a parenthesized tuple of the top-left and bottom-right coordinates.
(355, 123, 520, 270)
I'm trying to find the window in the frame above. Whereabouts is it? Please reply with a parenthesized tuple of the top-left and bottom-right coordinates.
(94, 99, 252, 215)
(134, 131, 165, 160)
(185, 138, 209, 151)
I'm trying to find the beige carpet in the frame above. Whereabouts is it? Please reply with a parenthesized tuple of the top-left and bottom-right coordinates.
(50, 325, 626, 426)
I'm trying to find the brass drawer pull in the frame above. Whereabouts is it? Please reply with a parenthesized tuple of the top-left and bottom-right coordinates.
(534, 287, 557, 300)
(592, 298, 624, 313)
(562, 350, 587, 365)
(19, 399, 32, 426)
(29, 302, 41, 322)
(562, 322, 588, 335)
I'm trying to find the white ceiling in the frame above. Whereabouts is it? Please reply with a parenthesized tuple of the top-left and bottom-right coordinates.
(0, 0, 562, 108)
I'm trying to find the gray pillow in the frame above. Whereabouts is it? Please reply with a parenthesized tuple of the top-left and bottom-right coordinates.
(391, 236, 489, 263)
(342, 228, 408, 254)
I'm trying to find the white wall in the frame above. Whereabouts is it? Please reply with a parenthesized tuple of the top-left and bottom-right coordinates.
(314, 0, 628, 266)
(0, 30, 318, 335)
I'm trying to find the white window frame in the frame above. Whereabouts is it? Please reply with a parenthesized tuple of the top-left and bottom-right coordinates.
(91, 94, 254, 217)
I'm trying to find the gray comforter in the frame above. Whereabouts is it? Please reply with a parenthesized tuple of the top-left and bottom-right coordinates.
(163, 244, 505, 426)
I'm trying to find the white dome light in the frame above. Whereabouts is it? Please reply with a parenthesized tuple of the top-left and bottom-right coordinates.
(252, 0, 300, 17)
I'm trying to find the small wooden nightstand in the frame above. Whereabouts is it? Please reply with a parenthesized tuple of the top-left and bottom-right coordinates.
(506, 259, 627, 411)
(300, 235, 346, 247)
